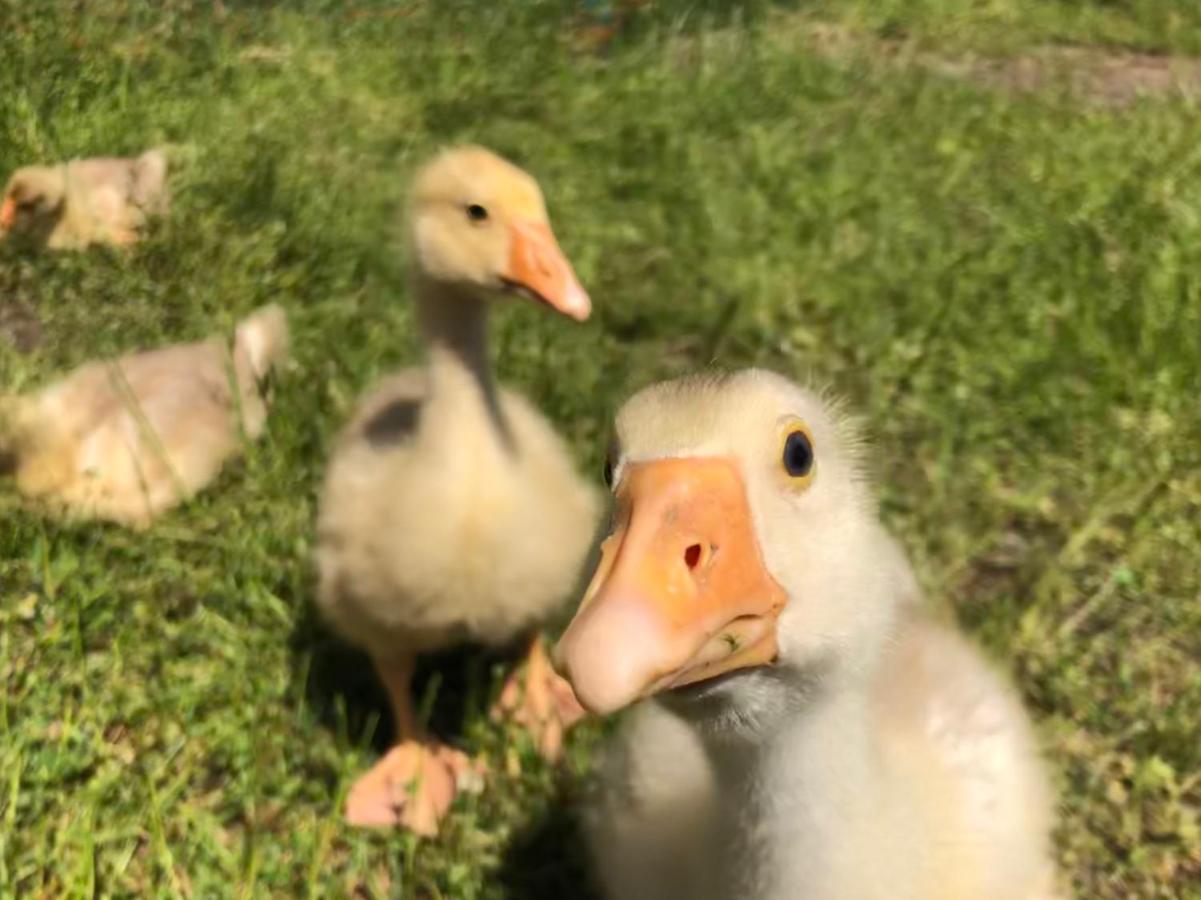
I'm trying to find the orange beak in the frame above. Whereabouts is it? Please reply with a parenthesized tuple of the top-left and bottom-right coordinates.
(554, 457, 787, 716)
(0, 196, 15, 234)
(503, 220, 591, 321)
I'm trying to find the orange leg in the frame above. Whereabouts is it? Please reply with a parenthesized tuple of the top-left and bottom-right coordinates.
(493, 633, 586, 761)
(344, 653, 478, 834)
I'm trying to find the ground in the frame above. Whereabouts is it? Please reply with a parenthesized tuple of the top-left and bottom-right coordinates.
(1, 1, 1199, 897)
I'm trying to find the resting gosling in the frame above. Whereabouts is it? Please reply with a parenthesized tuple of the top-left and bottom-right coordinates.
(0, 148, 169, 249)
(2, 305, 287, 528)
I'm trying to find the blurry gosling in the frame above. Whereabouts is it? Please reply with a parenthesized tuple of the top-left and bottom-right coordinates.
(1, 304, 288, 528)
(0, 147, 169, 249)
(316, 145, 599, 834)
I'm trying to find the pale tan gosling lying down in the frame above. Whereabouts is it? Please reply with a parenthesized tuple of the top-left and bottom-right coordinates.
(0, 148, 169, 249)
(1, 305, 287, 528)
(556, 369, 1061, 900)
(316, 146, 599, 834)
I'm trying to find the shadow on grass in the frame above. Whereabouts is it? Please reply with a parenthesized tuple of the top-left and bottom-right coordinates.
(288, 586, 603, 895)
(496, 777, 602, 900)
(289, 596, 529, 754)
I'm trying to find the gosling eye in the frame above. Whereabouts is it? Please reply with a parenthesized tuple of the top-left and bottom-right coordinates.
(602, 453, 615, 488)
(782, 429, 814, 479)
(466, 203, 489, 223)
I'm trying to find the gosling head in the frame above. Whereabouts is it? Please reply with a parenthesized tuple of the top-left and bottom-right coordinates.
(556, 369, 901, 738)
(0, 166, 66, 238)
(234, 303, 290, 390)
(407, 145, 590, 321)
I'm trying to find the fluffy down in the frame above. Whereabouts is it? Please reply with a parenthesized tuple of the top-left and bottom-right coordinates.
(316, 370, 600, 657)
(562, 369, 1059, 900)
(2, 304, 287, 527)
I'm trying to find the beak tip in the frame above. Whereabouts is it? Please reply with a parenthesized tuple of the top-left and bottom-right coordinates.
(554, 637, 608, 716)
(555, 615, 656, 717)
(563, 281, 592, 321)
(564, 674, 625, 718)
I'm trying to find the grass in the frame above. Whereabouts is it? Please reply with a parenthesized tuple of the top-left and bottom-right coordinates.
(1, 0, 1200, 896)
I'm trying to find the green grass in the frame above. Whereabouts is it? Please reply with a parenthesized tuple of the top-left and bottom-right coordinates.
(2, 1, 1200, 896)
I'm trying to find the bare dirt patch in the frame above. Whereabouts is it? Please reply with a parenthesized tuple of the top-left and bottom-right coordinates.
(799, 22, 1201, 107)
(925, 45, 1201, 107)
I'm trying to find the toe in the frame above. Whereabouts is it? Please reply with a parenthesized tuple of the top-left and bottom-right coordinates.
(549, 673, 586, 728)
(539, 718, 564, 761)
(346, 773, 400, 828)
(440, 747, 488, 794)
(494, 672, 522, 719)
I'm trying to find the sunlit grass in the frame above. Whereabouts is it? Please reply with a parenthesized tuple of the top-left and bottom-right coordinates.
(1, 2, 1199, 896)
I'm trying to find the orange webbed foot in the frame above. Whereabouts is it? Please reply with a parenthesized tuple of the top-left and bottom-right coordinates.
(493, 635, 587, 761)
(345, 740, 481, 835)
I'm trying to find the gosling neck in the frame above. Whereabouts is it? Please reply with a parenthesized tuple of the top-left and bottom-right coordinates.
(700, 660, 875, 773)
(414, 273, 512, 447)
(703, 672, 885, 900)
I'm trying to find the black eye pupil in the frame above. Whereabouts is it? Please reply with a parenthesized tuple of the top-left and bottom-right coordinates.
(466, 204, 488, 222)
(602, 457, 614, 488)
(783, 430, 813, 477)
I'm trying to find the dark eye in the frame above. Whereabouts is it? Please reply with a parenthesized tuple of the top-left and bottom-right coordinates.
(602, 454, 615, 488)
(466, 204, 489, 222)
(782, 430, 814, 478)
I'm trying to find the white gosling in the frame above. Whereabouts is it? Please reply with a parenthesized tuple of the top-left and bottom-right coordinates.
(556, 369, 1060, 900)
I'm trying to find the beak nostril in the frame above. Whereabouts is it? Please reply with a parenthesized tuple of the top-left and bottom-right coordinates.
(684, 543, 703, 570)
